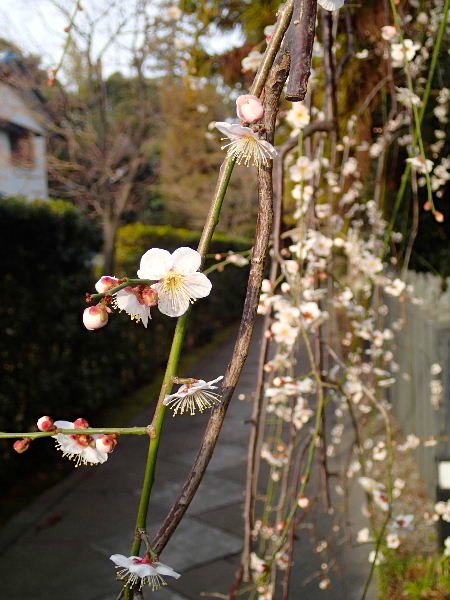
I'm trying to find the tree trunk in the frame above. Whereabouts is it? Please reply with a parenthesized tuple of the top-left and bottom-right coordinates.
(102, 215, 119, 274)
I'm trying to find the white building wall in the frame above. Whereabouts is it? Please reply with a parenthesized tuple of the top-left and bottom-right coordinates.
(0, 82, 48, 199)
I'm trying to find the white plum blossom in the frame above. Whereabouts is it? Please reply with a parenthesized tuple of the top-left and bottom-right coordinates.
(318, 0, 345, 10)
(384, 278, 406, 297)
(386, 533, 400, 549)
(286, 102, 310, 134)
(381, 26, 397, 41)
(53, 420, 109, 466)
(391, 514, 414, 531)
(368, 550, 385, 565)
(396, 87, 421, 108)
(167, 5, 182, 20)
(290, 156, 318, 182)
(407, 156, 434, 174)
(214, 122, 277, 167)
(435, 500, 450, 522)
(391, 40, 420, 65)
(430, 363, 442, 375)
(357, 528, 372, 543)
(342, 157, 359, 177)
(163, 376, 223, 416)
(110, 554, 180, 591)
(271, 321, 298, 347)
(242, 50, 263, 73)
(113, 286, 157, 327)
(137, 247, 212, 318)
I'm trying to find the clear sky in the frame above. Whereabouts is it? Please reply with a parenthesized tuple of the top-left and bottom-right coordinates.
(0, 0, 242, 76)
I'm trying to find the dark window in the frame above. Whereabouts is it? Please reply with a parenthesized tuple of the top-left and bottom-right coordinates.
(7, 125, 35, 168)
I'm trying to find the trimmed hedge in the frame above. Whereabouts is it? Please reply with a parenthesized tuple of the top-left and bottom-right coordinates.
(0, 201, 250, 457)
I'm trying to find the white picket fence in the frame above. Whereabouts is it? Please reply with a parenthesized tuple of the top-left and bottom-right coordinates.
(387, 271, 450, 495)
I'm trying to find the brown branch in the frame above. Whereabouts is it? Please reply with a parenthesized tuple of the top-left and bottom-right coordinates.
(151, 51, 291, 560)
(286, 0, 318, 101)
(239, 117, 335, 583)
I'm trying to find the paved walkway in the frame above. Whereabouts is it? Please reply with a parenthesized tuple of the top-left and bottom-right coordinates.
(0, 321, 374, 599)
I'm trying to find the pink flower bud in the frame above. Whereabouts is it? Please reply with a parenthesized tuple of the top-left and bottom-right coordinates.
(73, 434, 92, 447)
(73, 418, 89, 429)
(298, 495, 310, 509)
(435, 211, 444, 223)
(83, 305, 108, 330)
(236, 94, 264, 124)
(95, 276, 119, 293)
(140, 286, 158, 307)
(13, 438, 32, 454)
(95, 434, 118, 453)
(37, 416, 55, 432)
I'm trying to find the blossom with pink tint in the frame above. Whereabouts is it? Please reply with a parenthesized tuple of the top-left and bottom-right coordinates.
(114, 285, 156, 327)
(95, 276, 119, 293)
(110, 554, 180, 591)
(95, 434, 118, 453)
(53, 419, 109, 466)
(318, 0, 345, 10)
(381, 25, 397, 41)
(37, 416, 55, 432)
(163, 376, 223, 416)
(13, 438, 32, 453)
(83, 305, 109, 330)
(214, 122, 277, 167)
(236, 94, 264, 124)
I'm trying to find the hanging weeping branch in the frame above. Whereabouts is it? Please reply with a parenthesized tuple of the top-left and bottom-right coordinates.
(286, 0, 318, 102)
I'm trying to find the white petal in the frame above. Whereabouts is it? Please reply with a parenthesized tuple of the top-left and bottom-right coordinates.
(82, 446, 108, 464)
(110, 554, 132, 568)
(318, 0, 345, 10)
(155, 563, 181, 579)
(54, 420, 74, 429)
(131, 563, 155, 577)
(137, 248, 172, 280)
(259, 139, 278, 158)
(215, 122, 255, 140)
(171, 247, 202, 274)
(156, 287, 190, 318)
(185, 272, 212, 299)
(207, 376, 224, 386)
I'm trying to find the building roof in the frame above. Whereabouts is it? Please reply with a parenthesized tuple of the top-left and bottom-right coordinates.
(0, 50, 49, 133)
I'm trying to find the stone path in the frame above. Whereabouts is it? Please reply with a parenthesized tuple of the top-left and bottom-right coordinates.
(0, 321, 375, 599)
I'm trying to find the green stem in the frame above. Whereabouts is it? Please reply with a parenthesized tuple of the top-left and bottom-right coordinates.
(1, 427, 150, 440)
(383, 0, 450, 251)
(129, 312, 189, 557)
(127, 158, 237, 569)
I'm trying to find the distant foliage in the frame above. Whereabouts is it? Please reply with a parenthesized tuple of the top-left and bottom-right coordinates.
(0, 200, 249, 465)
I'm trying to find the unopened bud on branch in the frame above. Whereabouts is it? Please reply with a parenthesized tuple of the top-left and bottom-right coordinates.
(236, 94, 264, 124)
(37, 416, 55, 432)
(95, 276, 119, 293)
(140, 286, 158, 307)
(83, 305, 108, 330)
(13, 438, 32, 454)
(95, 434, 118, 453)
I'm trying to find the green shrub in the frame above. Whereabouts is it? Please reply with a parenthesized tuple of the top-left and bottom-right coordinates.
(379, 550, 450, 600)
(0, 202, 250, 485)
